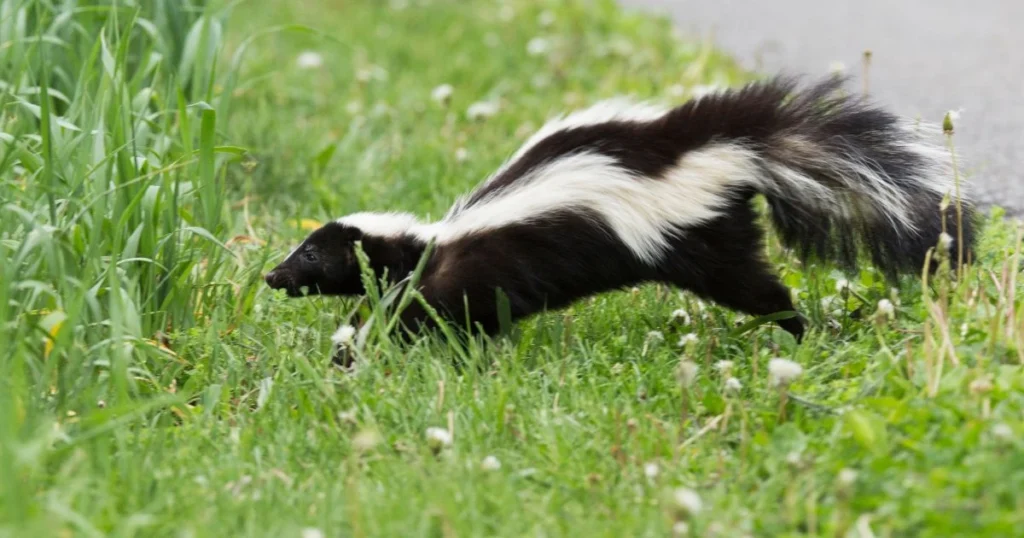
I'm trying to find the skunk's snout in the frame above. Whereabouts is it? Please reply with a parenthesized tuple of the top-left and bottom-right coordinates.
(264, 269, 285, 289)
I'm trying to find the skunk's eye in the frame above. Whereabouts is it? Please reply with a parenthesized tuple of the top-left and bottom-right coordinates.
(302, 251, 319, 264)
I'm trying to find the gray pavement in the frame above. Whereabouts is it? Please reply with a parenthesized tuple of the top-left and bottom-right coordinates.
(623, 0, 1024, 216)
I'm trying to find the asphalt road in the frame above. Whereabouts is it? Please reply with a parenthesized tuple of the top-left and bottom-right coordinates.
(623, 0, 1023, 216)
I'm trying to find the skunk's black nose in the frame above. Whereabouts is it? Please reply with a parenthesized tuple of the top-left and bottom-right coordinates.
(264, 270, 280, 288)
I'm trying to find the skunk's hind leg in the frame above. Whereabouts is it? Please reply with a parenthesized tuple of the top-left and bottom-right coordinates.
(658, 209, 805, 341)
(695, 260, 804, 341)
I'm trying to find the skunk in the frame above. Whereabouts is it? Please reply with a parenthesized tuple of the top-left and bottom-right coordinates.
(265, 75, 975, 344)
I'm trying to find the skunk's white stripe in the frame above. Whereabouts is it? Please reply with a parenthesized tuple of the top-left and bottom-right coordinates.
(338, 212, 423, 237)
(511, 97, 669, 162)
(445, 98, 670, 220)
(420, 145, 758, 264)
(897, 120, 964, 196)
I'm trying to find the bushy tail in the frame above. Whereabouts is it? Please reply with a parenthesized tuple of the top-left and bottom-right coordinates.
(715, 75, 976, 278)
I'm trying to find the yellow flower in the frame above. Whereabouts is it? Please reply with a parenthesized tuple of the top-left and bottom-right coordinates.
(299, 218, 322, 231)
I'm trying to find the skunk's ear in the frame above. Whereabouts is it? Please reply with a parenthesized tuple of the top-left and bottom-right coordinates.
(342, 227, 363, 241)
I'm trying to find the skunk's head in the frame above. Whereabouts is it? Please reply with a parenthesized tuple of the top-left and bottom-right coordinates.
(265, 221, 365, 297)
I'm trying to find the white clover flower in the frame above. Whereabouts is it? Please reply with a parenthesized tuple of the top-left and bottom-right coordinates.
(646, 330, 665, 343)
(481, 455, 502, 471)
(785, 451, 802, 467)
(538, 10, 556, 27)
(466, 100, 499, 120)
(670, 309, 691, 325)
(526, 36, 551, 56)
(431, 83, 454, 104)
(876, 299, 895, 318)
(768, 358, 803, 387)
(837, 468, 858, 487)
(713, 360, 734, 374)
(672, 521, 690, 536)
(938, 232, 954, 251)
(724, 377, 742, 393)
(454, 147, 469, 162)
(331, 324, 357, 347)
(296, 51, 324, 69)
(671, 487, 703, 518)
(301, 528, 325, 538)
(678, 333, 698, 347)
(991, 423, 1013, 442)
(644, 462, 660, 479)
(676, 360, 699, 387)
(426, 427, 452, 452)
(835, 278, 850, 293)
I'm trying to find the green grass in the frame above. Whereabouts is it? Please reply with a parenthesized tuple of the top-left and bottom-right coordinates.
(1, 0, 1022, 536)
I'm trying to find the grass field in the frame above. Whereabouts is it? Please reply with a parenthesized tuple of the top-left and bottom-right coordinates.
(2, 0, 1022, 536)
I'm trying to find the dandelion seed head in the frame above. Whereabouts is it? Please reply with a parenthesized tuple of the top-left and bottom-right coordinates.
(876, 299, 895, 318)
(678, 333, 698, 347)
(713, 360, 734, 374)
(837, 468, 858, 487)
(670, 309, 691, 325)
(644, 462, 660, 479)
(991, 423, 1013, 442)
(481, 455, 502, 471)
(646, 330, 665, 343)
(835, 278, 850, 293)
(938, 232, 954, 251)
(768, 358, 803, 387)
(296, 51, 324, 69)
(527, 37, 551, 56)
(301, 528, 325, 538)
(331, 325, 357, 347)
(724, 377, 742, 393)
(466, 100, 499, 120)
(538, 10, 556, 26)
(676, 360, 699, 387)
(454, 147, 469, 162)
(431, 83, 454, 104)
(425, 427, 452, 451)
(671, 487, 703, 518)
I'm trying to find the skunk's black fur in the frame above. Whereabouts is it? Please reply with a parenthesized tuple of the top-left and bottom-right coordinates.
(265, 75, 976, 345)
